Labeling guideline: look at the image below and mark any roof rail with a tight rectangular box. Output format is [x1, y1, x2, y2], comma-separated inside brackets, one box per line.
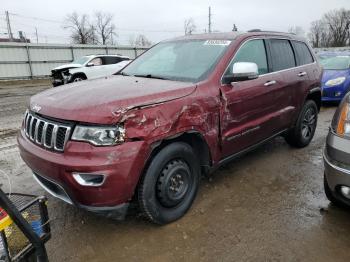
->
[84, 54, 126, 57]
[248, 29, 296, 35]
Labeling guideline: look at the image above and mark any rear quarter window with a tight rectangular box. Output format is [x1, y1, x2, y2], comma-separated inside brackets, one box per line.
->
[292, 41, 314, 66]
[269, 39, 296, 71]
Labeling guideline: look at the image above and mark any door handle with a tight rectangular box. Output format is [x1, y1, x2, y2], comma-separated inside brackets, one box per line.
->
[298, 72, 307, 77]
[264, 80, 277, 87]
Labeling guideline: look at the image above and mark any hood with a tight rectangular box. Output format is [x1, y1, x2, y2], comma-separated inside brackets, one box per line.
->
[30, 75, 196, 124]
[322, 69, 350, 84]
[52, 63, 83, 71]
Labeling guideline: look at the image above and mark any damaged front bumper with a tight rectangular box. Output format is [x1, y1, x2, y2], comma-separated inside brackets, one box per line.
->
[51, 70, 70, 87]
[33, 172, 129, 220]
[51, 76, 70, 87]
[18, 129, 149, 220]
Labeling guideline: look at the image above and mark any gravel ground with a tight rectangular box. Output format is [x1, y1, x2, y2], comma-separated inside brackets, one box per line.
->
[0, 83, 349, 262]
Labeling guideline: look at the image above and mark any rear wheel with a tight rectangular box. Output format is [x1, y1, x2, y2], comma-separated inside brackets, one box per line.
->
[138, 142, 200, 225]
[285, 100, 318, 148]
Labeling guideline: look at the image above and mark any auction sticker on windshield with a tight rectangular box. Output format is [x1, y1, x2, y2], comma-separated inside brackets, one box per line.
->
[204, 40, 231, 46]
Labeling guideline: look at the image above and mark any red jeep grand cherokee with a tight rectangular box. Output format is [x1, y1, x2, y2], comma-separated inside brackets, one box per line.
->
[18, 31, 322, 224]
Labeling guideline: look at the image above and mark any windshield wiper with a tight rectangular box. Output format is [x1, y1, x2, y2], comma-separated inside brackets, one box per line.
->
[118, 72, 130, 76]
[134, 74, 168, 80]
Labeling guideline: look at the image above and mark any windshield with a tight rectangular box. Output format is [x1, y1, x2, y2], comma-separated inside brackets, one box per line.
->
[72, 56, 91, 65]
[121, 40, 231, 82]
[320, 56, 350, 70]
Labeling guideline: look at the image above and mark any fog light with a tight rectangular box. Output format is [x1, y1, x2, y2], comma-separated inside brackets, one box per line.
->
[335, 91, 342, 97]
[340, 186, 350, 199]
[72, 173, 106, 187]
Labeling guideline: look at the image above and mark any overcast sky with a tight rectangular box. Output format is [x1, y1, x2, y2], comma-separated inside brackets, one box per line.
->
[1, 0, 350, 45]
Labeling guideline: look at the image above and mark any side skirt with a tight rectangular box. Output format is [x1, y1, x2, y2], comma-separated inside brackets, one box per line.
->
[209, 129, 288, 174]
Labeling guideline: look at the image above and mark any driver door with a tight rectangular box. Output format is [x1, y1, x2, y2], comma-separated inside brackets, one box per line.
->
[85, 57, 105, 79]
[220, 38, 283, 157]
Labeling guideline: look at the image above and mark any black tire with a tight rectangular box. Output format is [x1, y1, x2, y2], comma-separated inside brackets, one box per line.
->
[324, 174, 348, 208]
[138, 142, 200, 225]
[71, 74, 86, 82]
[285, 100, 318, 148]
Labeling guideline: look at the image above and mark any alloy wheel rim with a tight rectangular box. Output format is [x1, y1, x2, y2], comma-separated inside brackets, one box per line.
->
[301, 108, 316, 139]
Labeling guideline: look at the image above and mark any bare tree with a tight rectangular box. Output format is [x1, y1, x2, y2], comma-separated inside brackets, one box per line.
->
[184, 18, 196, 35]
[308, 20, 330, 48]
[134, 34, 152, 47]
[63, 12, 95, 44]
[128, 34, 136, 46]
[288, 26, 305, 37]
[324, 9, 350, 47]
[95, 12, 117, 45]
[308, 8, 350, 48]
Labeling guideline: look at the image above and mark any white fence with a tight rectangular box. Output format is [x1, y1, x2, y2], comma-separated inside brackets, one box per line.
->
[0, 43, 148, 80]
[314, 47, 350, 53]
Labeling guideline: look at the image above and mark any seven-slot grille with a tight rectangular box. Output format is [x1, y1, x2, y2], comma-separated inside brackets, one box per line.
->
[24, 110, 72, 152]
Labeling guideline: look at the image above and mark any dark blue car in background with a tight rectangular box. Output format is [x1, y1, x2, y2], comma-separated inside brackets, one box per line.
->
[319, 52, 350, 102]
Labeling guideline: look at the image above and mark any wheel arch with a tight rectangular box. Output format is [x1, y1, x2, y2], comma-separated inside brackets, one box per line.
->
[148, 131, 212, 175]
[69, 72, 87, 82]
[306, 87, 321, 112]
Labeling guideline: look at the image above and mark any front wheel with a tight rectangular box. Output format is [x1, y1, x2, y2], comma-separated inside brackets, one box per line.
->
[138, 142, 200, 225]
[70, 74, 86, 82]
[285, 100, 318, 148]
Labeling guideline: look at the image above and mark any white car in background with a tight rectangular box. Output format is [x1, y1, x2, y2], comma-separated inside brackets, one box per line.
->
[51, 54, 131, 86]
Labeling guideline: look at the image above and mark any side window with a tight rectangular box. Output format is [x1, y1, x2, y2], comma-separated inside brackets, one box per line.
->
[103, 57, 122, 65]
[269, 39, 296, 71]
[225, 39, 268, 76]
[292, 41, 314, 66]
[89, 57, 102, 66]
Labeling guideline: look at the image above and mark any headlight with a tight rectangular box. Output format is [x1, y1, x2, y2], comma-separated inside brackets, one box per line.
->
[334, 96, 350, 138]
[325, 77, 346, 87]
[72, 125, 125, 146]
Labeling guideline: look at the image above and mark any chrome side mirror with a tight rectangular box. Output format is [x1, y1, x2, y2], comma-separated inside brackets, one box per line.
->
[222, 62, 259, 84]
[231, 62, 259, 81]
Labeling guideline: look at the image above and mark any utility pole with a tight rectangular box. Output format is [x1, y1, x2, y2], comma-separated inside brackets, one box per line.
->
[35, 27, 39, 43]
[110, 29, 114, 45]
[208, 6, 212, 33]
[5, 11, 13, 41]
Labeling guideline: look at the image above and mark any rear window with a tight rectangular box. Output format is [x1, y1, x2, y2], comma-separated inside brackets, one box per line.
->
[269, 39, 296, 71]
[292, 41, 314, 66]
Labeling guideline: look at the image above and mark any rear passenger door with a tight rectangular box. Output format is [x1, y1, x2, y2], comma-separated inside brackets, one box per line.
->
[266, 39, 299, 130]
[104, 56, 128, 75]
[291, 41, 315, 113]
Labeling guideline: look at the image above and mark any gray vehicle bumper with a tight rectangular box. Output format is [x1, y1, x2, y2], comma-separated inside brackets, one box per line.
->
[324, 131, 350, 202]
